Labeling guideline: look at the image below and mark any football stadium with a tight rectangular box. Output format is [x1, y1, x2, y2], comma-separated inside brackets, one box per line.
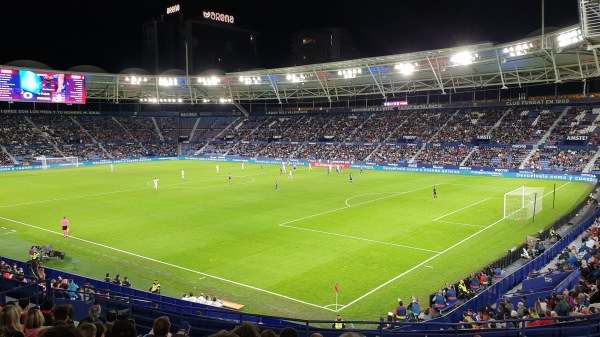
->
[3, 2, 600, 337]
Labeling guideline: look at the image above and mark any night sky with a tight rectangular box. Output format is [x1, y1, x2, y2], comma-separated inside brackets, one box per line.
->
[1, 0, 580, 73]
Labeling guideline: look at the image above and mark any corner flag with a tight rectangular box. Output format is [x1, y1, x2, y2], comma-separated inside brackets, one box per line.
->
[334, 283, 339, 310]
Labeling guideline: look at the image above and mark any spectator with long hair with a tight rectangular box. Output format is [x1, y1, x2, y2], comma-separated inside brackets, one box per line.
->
[0, 304, 25, 337]
[23, 309, 44, 337]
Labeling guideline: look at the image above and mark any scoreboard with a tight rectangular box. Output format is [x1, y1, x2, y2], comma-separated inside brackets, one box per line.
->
[0, 68, 86, 104]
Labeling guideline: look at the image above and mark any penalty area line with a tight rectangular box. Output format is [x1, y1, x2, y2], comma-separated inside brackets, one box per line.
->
[432, 198, 491, 221]
[433, 220, 486, 228]
[0, 216, 331, 312]
[341, 181, 575, 312]
[280, 224, 441, 253]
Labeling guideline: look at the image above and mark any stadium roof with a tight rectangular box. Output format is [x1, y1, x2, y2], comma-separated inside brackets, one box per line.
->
[3, 24, 599, 108]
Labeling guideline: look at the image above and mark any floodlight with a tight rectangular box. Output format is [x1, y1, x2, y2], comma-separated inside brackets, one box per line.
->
[158, 77, 179, 86]
[125, 76, 148, 85]
[450, 52, 474, 66]
[557, 28, 583, 48]
[239, 76, 261, 85]
[338, 68, 361, 79]
[286, 73, 307, 83]
[394, 63, 416, 75]
[502, 41, 533, 59]
[197, 76, 221, 86]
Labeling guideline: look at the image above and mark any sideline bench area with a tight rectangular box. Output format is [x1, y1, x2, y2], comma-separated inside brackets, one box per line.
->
[439, 299, 460, 313]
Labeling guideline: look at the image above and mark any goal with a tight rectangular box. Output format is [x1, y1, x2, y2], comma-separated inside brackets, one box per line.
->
[36, 156, 79, 169]
[504, 186, 544, 221]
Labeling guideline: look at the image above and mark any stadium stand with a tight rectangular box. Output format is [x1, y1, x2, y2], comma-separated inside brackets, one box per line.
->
[3, 101, 600, 336]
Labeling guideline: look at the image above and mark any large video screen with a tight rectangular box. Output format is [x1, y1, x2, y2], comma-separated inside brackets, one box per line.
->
[0, 68, 86, 104]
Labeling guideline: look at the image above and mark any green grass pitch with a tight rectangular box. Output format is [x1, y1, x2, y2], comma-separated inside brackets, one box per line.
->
[0, 161, 592, 321]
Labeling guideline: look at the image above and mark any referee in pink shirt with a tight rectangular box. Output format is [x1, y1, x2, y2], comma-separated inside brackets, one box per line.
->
[61, 216, 69, 238]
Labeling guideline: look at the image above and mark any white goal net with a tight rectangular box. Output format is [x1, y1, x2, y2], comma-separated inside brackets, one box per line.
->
[36, 156, 79, 169]
[504, 186, 544, 221]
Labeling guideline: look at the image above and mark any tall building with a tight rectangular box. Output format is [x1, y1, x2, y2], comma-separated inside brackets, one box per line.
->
[290, 28, 360, 66]
[141, 6, 259, 74]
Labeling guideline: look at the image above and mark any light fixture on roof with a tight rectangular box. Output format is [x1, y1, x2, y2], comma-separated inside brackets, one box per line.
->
[286, 73, 307, 83]
[450, 52, 475, 66]
[197, 76, 221, 86]
[158, 77, 180, 87]
[239, 76, 261, 85]
[139, 97, 159, 103]
[125, 76, 148, 85]
[502, 42, 534, 58]
[337, 68, 361, 79]
[557, 28, 583, 48]
[394, 63, 417, 75]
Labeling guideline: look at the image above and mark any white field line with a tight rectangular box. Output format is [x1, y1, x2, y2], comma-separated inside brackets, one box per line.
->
[279, 224, 441, 253]
[432, 198, 491, 221]
[279, 186, 433, 228]
[1, 176, 573, 312]
[337, 181, 572, 312]
[0, 216, 331, 311]
[0, 227, 16, 236]
[434, 220, 486, 228]
[279, 185, 438, 253]
[0, 175, 261, 209]
[445, 183, 508, 189]
[344, 185, 434, 207]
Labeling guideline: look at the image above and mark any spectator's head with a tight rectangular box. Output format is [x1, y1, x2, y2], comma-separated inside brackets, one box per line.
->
[77, 322, 97, 337]
[151, 316, 171, 336]
[261, 329, 278, 337]
[106, 310, 117, 323]
[24, 307, 44, 330]
[93, 322, 106, 337]
[110, 319, 137, 337]
[339, 333, 366, 337]
[232, 322, 260, 337]
[63, 304, 75, 322]
[78, 316, 95, 326]
[279, 327, 299, 337]
[0, 304, 23, 333]
[18, 298, 30, 311]
[52, 304, 71, 323]
[40, 299, 54, 311]
[89, 304, 101, 318]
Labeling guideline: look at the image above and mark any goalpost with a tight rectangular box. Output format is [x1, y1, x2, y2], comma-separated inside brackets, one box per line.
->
[36, 156, 79, 169]
[504, 186, 544, 221]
